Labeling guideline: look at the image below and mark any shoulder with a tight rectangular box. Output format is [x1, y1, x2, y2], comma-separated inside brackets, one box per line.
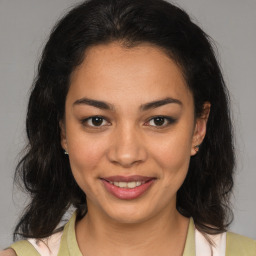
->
[195, 228, 226, 256]
[226, 232, 256, 255]
[28, 230, 63, 256]
[0, 249, 17, 256]
[5, 212, 75, 256]
[8, 231, 63, 256]
[195, 225, 256, 256]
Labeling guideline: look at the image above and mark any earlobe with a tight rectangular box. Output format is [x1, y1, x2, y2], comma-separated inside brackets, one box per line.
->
[59, 121, 68, 152]
[191, 102, 211, 156]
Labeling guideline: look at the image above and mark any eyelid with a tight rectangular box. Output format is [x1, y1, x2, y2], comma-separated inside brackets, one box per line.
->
[144, 115, 177, 128]
[81, 115, 111, 128]
[80, 115, 176, 129]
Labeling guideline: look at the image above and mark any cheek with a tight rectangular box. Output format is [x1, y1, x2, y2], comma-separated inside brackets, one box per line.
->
[151, 127, 193, 178]
[154, 141, 191, 198]
[66, 127, 107, 188]
[70, 141, 106, 173]
[67, 136, 108, 200]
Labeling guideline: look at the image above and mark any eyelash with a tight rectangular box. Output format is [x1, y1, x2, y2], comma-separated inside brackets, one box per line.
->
[81, 116, 110, 128]
[81, 115, 176, 129]
[145, 116, 177, 128]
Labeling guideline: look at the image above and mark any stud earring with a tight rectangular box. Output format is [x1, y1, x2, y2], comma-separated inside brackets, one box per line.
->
[64, 150, 69, 155]
[194, 145, 200, 153]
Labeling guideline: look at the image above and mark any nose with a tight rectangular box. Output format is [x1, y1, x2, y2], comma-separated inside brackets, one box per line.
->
[106, 124, 147, 168]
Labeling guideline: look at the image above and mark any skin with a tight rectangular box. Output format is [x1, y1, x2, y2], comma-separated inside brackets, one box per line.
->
[59, 42, 209, 256]
[0, 250, 16, 256]
[1, 43, 209, 256]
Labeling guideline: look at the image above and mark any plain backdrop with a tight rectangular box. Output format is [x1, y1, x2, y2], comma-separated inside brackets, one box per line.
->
[0, 0, 255, 249]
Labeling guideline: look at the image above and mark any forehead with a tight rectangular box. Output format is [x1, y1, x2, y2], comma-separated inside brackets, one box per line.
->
[68, 42, 192, 108]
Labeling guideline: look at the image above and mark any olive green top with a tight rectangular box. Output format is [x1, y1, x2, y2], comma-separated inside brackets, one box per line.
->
[10, 212, 256, 255]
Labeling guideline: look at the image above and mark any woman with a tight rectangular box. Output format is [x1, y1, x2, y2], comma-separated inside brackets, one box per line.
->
[1, 0, 255, 255]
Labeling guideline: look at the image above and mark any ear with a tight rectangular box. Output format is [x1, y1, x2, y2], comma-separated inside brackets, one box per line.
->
[59, 120, 68, 153]
[191, 102, 211, 156]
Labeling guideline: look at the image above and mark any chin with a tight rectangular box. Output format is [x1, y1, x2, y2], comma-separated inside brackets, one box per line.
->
[100, 201, 157, 225]
[108, 212, 149, 225]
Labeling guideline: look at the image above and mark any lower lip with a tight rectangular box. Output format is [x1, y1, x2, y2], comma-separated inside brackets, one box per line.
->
[101, 179, 155, 200]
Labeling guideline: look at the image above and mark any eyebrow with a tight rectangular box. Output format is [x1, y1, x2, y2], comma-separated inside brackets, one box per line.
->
[73, 97, 114, 110]
[73, 97, 182, 111]
[140, 97, 182, 111]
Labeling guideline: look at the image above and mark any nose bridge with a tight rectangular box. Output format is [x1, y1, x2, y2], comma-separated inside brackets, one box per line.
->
[107, 121, 147, 167]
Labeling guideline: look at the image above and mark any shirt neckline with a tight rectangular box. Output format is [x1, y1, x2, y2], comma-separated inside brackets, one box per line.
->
[59, 212, 196, 256]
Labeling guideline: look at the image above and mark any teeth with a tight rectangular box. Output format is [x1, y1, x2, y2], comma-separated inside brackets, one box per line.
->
[110, 181, 146, 188]
[127, 181, 136, 188]
[119, 182, 126, 188]
[136, 181, 141, 186]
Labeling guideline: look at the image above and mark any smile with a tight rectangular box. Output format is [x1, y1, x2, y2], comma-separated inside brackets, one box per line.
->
[101, 175, 156, 200]
[108, 181, 146, 188]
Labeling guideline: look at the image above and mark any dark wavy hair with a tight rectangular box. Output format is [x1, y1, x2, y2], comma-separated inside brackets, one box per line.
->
[14, 0, 234, 240]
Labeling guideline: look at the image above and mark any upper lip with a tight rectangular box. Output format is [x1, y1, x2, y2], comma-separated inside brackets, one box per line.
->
[101, 175, 155, 183]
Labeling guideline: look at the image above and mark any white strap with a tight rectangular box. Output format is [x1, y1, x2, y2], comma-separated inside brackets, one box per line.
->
[27, 232, 62, 256]
[195, 229, 226, 256]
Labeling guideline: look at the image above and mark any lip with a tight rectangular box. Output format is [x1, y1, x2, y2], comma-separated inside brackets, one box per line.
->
[100, 175, 156, 200]
[102, 175, 154, 183]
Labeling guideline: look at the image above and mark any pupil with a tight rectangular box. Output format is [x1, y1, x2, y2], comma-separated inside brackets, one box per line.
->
[154, 117, 164, 126]
[92, 117, 103, 126]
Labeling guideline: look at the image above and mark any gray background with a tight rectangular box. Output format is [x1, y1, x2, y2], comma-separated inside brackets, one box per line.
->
[0, 0, 255, 249]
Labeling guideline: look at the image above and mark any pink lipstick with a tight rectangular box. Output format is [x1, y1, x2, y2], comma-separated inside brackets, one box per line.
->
[101, 175, 156, 200]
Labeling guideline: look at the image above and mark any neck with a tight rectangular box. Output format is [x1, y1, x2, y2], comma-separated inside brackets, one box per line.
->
[76, 204, 189, 256]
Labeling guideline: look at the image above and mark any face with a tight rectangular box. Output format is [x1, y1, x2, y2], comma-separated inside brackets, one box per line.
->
[61, 42, 208, 224]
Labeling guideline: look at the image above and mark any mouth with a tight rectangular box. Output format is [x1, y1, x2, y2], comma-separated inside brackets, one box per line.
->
[106, 180, 146, 189]
[100, 175, 156, 200]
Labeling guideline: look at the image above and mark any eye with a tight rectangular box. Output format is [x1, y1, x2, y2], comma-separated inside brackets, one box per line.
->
[82, 116, 110, 127]
[145, 116, 176, 127]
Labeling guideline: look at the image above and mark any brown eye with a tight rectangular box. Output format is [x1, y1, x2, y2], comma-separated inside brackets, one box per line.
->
[91, 117, 104, 126]
[82, 116, 109, 127]
[152, 117, 165, 126]
[146, 116, 176, 128]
